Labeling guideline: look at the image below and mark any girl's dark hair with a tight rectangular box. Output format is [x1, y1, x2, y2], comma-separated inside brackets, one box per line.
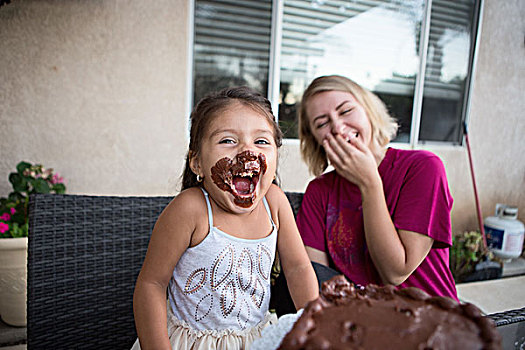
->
[181, 86, 283, 190]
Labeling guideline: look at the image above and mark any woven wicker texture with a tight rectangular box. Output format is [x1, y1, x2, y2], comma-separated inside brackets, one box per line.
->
[26, 191, 304, 349]
[27, 194, 172, 350]
[284, 192, 303, 218]
[487, 307, 525, 327]
[28, 191, 515, 348]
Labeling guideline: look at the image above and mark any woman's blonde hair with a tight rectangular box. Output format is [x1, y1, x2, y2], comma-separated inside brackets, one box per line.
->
[298, 75, 398, 176]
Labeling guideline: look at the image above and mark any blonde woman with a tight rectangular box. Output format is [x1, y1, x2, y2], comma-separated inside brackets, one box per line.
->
[296, 75, 458, 300]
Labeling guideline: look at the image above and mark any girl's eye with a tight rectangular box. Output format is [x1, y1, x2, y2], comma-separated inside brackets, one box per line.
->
[341, 108, 353, 115]
[219, 138, 235, 144]
[255, 139, 270, 145]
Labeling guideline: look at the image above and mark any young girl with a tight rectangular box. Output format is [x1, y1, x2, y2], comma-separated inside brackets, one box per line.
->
[132, 86, 319, 349]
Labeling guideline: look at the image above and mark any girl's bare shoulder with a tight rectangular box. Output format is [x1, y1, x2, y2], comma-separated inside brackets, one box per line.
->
[160, 187, 207, 225]
[263, 184, 292, 225]
[264, 183, 287, 206]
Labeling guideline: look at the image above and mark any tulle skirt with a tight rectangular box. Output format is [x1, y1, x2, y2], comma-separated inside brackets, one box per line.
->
[131, 305, 277, 350]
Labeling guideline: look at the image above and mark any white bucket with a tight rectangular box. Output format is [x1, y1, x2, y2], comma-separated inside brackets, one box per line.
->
[484, 204, 525, 261]
[0, 237, 27, 326]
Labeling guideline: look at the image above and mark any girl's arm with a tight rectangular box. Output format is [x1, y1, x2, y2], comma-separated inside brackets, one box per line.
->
[323, 133, 433, 285]
[268, 185, 319, 309]
[133, 189, 201, 349]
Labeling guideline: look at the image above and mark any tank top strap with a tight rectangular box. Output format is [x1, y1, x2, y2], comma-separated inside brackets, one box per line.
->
[199, 187, 214, 228]
[262, 196, 276, 230]
[200, 187, 275, 231]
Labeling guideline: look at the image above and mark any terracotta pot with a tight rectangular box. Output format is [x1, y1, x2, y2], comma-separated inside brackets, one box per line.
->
[0, 237, 27, 326]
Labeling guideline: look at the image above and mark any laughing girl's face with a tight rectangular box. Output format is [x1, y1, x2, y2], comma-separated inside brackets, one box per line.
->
[191, 101, 278, 214]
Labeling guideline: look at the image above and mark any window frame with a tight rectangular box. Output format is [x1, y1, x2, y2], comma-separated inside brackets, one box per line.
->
[188, 0, 485, 148]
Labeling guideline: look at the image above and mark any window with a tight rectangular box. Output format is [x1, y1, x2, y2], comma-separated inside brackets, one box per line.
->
[192, 1, 272, 103]
[191, 0, 482, 145]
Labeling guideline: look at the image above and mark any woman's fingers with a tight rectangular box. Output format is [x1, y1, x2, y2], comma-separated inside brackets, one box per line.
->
[324, 132, 380, 189]
[328, 134, 348, 158]
[324, 134, 350, 167]
[347, 134, 368, 153]
[323, 137, 343, 166]
[326, 133, 360, 162]
[324, 133, 362, 177]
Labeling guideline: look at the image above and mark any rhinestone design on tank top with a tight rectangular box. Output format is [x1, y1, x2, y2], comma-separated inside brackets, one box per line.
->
[167, 188, 277, 331]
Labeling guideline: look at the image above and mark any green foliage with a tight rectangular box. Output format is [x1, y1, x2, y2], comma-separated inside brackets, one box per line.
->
[0, 161, 66, 238]
[449, 230, 496, 282]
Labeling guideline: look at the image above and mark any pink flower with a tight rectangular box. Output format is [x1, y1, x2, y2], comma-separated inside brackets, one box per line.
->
[43, 168, 53, 179]
[51, 173, 64, 185]
[0, 222, 9, 233]
[10, 208, 15, 215]
[0, 213, 11, 221]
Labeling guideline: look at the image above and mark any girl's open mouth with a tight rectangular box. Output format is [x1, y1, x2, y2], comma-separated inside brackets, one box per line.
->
[211, 150, 267, 207]
[232, 171, 260, 197]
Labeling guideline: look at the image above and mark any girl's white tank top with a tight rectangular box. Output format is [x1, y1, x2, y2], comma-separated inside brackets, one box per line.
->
[167, 187, 278, 331]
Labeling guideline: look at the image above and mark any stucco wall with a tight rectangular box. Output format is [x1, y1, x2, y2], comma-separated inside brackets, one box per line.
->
[0, 0, 524, 234]
[0, 0, 189, 196]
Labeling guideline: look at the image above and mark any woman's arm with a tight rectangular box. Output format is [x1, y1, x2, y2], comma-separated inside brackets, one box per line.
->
[323, 133, 433, 285]
[269, 186, 319, 309]
[133, 190, 201, 349]
[360, 179, 433, 285]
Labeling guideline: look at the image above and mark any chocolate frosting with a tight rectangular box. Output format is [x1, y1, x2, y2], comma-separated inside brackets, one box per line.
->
[210, 150, 267, 208]
[278, 275, 501, 350]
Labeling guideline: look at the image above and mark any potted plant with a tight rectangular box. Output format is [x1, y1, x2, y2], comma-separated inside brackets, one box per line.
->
[450, 230, 502, 284]
[0, 161, 66, 326]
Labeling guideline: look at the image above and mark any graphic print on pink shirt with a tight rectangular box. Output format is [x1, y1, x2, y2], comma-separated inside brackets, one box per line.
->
[326, 202, 380, 286]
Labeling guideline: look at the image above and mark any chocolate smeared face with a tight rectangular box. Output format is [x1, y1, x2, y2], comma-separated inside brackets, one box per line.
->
[193, 102, 278, 213]
[211, 150, 267, 208]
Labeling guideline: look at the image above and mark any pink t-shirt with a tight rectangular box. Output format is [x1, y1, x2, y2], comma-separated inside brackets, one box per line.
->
[297, 147, 458, 300]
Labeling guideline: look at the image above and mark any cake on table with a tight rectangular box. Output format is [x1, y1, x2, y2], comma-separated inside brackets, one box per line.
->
[277, 275, 501, 350]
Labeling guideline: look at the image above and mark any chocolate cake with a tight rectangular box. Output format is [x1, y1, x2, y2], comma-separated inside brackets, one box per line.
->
[278, 275, 501, 350]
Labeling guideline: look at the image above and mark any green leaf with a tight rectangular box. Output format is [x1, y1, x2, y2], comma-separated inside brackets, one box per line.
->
[33, 178, 51, 194]
[16, 161, 31, 174]
[8, 192, 24, 202]
[9, 173, 28, 192]
[10, 222, 28, 238]
[52, 183, 66, 194]
[11, 212, 26, 225]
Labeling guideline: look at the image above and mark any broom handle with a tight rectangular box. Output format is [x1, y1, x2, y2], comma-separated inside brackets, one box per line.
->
[463, 122, 487, 249]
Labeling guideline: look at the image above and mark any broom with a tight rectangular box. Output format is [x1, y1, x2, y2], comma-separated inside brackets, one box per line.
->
[463, 121, 487, 249]
[462, 121, 501, 281]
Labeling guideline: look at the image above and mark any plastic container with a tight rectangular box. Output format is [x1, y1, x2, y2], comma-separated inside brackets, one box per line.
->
[484, 204, 525, 261]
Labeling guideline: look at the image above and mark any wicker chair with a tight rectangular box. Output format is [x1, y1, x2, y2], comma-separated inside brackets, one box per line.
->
[27, 194, 171, 349]
[27, 193, 522, 349]
[27, 192, 304, 350]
